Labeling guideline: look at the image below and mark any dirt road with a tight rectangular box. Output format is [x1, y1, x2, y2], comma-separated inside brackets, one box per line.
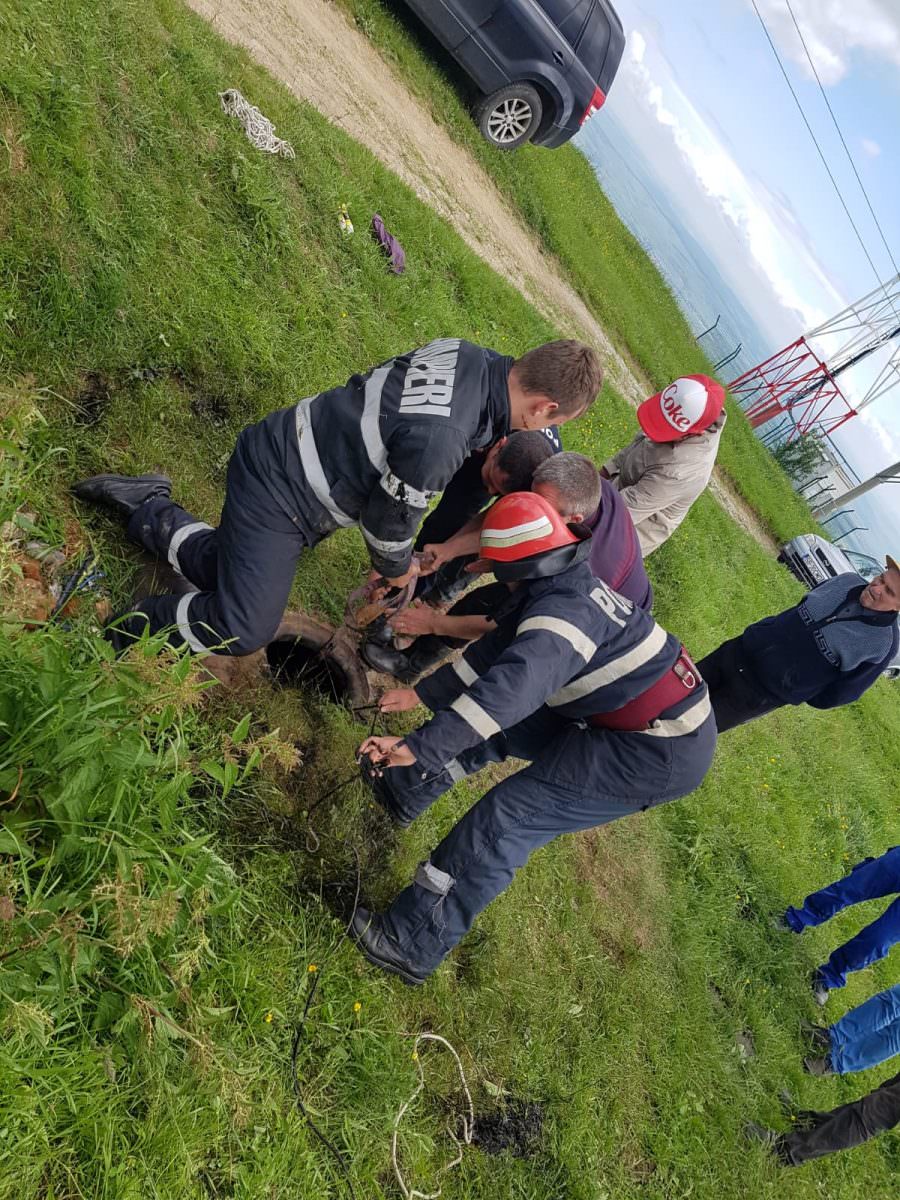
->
[189, 0, 777, 552]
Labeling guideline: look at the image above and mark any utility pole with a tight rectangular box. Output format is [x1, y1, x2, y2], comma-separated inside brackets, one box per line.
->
[816, 460, 900, 515]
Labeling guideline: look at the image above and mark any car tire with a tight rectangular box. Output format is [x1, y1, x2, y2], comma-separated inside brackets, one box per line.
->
[776, 553, 786, 565]
[476, 84, 542, 150]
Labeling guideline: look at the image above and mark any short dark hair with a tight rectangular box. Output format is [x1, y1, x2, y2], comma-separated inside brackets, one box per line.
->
[533, 452, 601, 517]
[512, 340, 604, 418]
[496, 431, 557, 493]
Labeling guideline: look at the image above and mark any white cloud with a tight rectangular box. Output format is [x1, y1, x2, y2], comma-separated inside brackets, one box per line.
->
[750, 0, 900, 86]
[629, 28, 647, 65]
[619, 39, 846, 331]
[861, 137, 882, 159]
[859, 408, 900, 461]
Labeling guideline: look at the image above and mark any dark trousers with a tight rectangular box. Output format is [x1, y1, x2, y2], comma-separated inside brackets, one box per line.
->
[696, 637, 782, 732]
[774, 1070, 900, 1165]
[379, 707, 716, 975]
[119, 434, 313, 655]
[785, 847, 900, 989]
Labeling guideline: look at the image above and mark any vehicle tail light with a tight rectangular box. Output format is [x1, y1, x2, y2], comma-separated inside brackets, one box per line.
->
[580, 86, 606, 125]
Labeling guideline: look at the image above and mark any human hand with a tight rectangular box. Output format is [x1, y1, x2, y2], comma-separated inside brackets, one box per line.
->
[357, 735, 416, 769]
[417, 543, 451, 576]
[390, 602, 437, 636]
[378, 688, 420, 713]
[384, 563, 419, 589]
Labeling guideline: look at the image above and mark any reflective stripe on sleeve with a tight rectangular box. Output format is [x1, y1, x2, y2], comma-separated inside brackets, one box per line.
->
[360, 525, 414, 556]
[547, 623, 669, 706]
[452, 658, 479, 686]
[380, 469, 433, 510]
[516, 616, 596, 662]
[445, 758, 466, 782]
[360, 365, 390, 473]
[450, 694, 500, 739]
[295, 398, 356, 528]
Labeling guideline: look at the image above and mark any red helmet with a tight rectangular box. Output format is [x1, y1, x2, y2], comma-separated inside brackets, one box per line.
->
[637, 375, 725, 442]
[479, 492, 586, 581]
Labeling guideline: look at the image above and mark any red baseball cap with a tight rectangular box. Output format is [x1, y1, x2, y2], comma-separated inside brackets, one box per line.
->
[637, 375, 725, 442]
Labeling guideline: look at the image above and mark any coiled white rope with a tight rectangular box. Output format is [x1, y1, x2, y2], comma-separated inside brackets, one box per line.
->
[392, 1032, 475, 1200]
[218, 88, 295, 159]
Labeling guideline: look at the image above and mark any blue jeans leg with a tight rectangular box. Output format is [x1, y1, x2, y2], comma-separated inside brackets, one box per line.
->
[786, 847, 900, 930]
[817, 895, 900, 990]
[829, 984, 900, 1074]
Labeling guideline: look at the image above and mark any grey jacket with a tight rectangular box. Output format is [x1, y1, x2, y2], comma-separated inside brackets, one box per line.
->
[602, 414, 726, 555]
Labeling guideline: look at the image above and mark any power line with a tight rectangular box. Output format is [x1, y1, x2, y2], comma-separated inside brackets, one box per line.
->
[784, 0, 900, 282]
[748, 0, 887, 291]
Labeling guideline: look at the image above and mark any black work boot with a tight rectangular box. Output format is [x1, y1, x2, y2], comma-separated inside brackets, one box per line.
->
[360, 639, 419, 683]
[348, 907, 428, 986]
[361, 634, 452, 683]
[72, 473, 172, 519]
[357, 753, 412, 828]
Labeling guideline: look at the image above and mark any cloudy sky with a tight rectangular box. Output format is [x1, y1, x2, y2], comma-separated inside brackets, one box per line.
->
[591, 0, 900, 547]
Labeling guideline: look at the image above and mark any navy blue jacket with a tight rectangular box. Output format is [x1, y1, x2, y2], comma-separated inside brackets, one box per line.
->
[406, 556, 710, 775]
[243, 340, 512, 576]
[741, 575, 899, 709]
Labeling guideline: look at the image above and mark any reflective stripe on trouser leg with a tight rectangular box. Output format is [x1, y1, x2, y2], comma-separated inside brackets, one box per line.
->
[168, 521, 214, 574]
[175, 592, 215, 653]
[382, 717, 715, 973]
[414, 860, 454, 895]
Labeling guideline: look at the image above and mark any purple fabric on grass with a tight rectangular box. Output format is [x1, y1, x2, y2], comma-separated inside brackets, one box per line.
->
[371, 213, 406, 274]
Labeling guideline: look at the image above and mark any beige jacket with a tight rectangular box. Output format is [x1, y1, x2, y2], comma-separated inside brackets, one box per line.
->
[602, 414, 726, 556]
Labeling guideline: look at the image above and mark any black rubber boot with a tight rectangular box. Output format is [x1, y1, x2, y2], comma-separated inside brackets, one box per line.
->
[348, 907, 429, 986]
[72, 473, 172, 518]
[359, 639, 419, 683]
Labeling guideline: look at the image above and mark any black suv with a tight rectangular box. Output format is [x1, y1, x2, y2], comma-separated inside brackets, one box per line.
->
[401, 0, 625, 149]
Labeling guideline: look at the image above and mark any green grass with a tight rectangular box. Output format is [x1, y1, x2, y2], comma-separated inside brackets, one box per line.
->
[1, 2, 898, 1198]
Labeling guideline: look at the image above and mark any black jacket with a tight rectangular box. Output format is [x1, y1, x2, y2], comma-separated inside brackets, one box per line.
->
[243, 340, 512, 576]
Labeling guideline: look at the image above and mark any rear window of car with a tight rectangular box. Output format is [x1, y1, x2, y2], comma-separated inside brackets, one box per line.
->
[534, 0, 594, 47]
[575, 3, 613, 77]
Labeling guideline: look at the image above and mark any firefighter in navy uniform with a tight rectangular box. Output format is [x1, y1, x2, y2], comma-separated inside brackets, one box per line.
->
[72, 339, 602, 654]
[350, 492, 717, 985]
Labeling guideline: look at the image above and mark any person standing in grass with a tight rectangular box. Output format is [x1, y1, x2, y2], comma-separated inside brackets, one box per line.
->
[72, 339, 602, 655]
[698, 558, 900, 734]
[347, 492, 714, 986]
[778, 845, 900, 1006]
[746, 1069, 900, 1166]
[802, 983, 900, 1076]
[601, 375, 726, 556]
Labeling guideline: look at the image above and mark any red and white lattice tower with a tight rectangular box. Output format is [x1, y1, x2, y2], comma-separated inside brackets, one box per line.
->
[728, 273, 900, 442]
